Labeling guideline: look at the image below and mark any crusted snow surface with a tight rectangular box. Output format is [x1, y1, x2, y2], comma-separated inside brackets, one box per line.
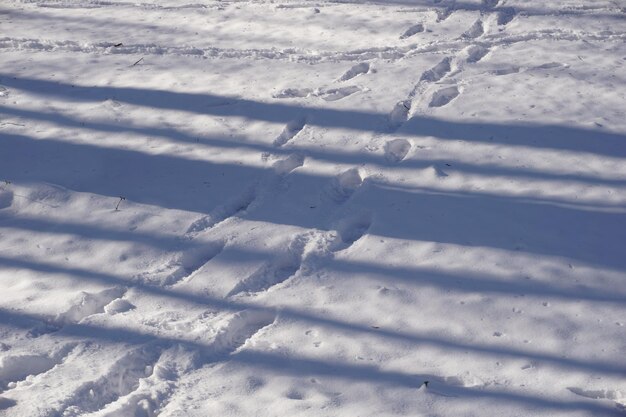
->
[0, 0, 625, 416]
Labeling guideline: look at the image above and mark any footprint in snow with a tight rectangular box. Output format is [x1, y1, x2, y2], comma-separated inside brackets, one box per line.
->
[436, 8, 454, 22]
[272, 153, 305, 175]
[104, 298, 135, 315]
[186, 187, 256, 234]
[491, 66, 520, 76]
[389, 100, 411, 130]
[497, 7, 516, 25]
[330, 211, 373, 252]
[420, 57, 453, 83]
[567, 387, 625, 405]
[57, 346, 162, 416]
[274, 117, 306, 147]
[338, 62, 370, 81]
[0, 344, 76, 391]
[273, 88, 313, 99]
[320, 86, 362, 102]
[161, 240, 226, 286]
[462, 20, 484, 39]
[384, 138, 412, 163]
[465, 45, 490, 63]
[429, 86, 460, 107]
[400, 23, 424, 39]
[326, 168, 365, 203]
[533, 62, 568, 70]
[211, 309, 277, 355]
[273, 86, 362, 102]
[55, 287, 127, 324]
[226, 234, 309, 297]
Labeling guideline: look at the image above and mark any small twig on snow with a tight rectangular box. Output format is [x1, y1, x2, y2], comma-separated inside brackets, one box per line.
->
[115, 196, 126, 211]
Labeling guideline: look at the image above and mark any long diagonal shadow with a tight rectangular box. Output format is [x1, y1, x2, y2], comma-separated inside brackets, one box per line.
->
[2, 105, 626, 188]
[0, 307, 621, 415]
[1, 75, 625, 157]
[2, 133, 625, 269]
[1, 255, 625, 378]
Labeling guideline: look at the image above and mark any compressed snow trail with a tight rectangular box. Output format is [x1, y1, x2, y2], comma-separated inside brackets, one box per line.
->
[1, 0, 625, 416]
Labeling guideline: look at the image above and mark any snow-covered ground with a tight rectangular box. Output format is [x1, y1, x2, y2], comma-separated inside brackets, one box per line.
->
[0, 0, 625, 415]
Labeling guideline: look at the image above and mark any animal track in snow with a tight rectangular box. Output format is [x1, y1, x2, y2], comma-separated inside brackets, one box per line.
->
[162, 240, 226, 286]
[465, 45, 490, 63]
[400, 23, 424, 39]
[226, 234, 308, 297]
[55, 287, 126, 324]
[462, 20, 485, 39]
[429, 86, 461, 107]
[186, 187, 256, 234]
[272, 153, 305, 175]
[326, 168, 365, 203]
[274, 117, 306, 147]
[338, 62, 370, 81]
[420, 57, 453, 82]
[384, 139, 412, 163]
[58, 346, 162, 416]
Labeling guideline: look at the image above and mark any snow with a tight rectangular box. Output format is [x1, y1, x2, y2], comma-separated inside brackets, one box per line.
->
[0, 0, 625, 415]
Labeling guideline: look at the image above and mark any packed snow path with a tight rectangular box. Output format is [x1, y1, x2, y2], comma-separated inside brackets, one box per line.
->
[0, 0, 625, 416]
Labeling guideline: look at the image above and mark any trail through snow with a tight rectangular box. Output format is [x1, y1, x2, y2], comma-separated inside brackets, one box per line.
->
[0, 0, 625, 416]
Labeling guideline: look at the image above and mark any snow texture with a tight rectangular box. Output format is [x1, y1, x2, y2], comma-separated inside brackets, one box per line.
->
[0, 0, 625, 416]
